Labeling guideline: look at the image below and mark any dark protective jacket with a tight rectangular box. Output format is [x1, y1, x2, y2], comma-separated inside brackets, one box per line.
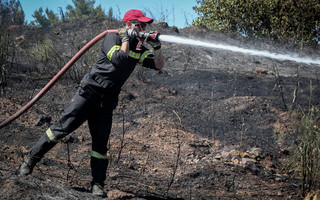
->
[79, 32, 158, 110]
[80, 33, 155, 109]
[81, 32, 157, 96]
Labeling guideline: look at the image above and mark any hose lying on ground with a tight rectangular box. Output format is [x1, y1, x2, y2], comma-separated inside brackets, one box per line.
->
[0, 29, 119, 129]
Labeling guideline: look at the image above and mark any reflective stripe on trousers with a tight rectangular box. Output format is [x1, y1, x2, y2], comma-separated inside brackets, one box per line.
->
[91, 151, 108, 159]
[46, 128, 59, 143]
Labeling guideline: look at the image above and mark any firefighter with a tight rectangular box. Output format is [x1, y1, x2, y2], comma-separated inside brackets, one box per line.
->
[19, 9, 164, 197]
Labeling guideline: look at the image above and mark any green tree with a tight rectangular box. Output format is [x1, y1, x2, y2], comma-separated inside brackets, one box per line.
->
[65, 0, 106, 20]
[31, 7, 60, 27]
[58, 7, 66, 22]
[106, 7, 113, 21]
[45, 8, 60, 26]
[193, 0, 320, 45]
[0, 0, 24, 26]
[31, 7, 50, 27]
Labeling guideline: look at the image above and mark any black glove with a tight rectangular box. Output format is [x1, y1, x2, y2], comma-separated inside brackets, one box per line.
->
[146, 31, 161, 50]
[118, 28, 129, 43]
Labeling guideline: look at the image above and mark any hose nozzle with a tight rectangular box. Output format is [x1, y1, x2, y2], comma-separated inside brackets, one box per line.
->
[127, 29, 160, 41]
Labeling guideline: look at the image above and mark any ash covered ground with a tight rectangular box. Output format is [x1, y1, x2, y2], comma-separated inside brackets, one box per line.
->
[0, 18, 320, 199]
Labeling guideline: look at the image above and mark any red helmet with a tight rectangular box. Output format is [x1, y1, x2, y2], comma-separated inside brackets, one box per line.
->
[123, 9, 153, 23]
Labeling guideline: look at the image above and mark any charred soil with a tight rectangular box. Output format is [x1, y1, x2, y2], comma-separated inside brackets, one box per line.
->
[1, 18, 320, 199]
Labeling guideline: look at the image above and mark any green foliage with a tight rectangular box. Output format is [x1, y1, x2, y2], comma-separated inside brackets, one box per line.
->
[65, 0, 106, 20]
[26, 37, 62, 73]
[0, 0, 25, 26]
[45, 8, 60, 26]
[31, 7, 60, 27]
[193, 0, 320, 45]
[285, 83, 320, 196]
[31, 7, 50, 27]
[31, 0, 108, 27]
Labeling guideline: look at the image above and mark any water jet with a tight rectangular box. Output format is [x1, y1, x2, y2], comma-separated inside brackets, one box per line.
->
[159, 35, 320, 65]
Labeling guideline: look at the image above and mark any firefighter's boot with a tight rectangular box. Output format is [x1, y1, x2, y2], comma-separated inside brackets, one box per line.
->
[92, 183, 105, 197]
[19, 156, 37, 175]
[19, 131, 57, 176]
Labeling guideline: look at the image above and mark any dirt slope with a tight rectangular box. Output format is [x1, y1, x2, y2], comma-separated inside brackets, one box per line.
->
[0, 18, 319, 199]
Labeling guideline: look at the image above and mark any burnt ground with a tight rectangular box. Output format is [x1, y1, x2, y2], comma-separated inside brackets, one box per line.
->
[1, 18, 320, 199]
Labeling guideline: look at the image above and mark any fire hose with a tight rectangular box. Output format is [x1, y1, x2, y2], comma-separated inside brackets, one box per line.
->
[0, 29, 161, 129]
[0, 29, 121, 129]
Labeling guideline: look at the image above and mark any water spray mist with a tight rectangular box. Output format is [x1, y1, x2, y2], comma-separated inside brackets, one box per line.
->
[159, 35, 320, 65]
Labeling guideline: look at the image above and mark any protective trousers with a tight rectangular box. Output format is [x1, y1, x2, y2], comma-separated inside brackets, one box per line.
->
[28, 85, 114, 185]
